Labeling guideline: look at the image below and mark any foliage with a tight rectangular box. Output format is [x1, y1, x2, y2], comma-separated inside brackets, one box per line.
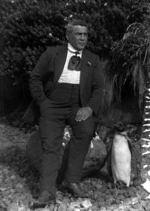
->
[104, 3, 150, 108]
[0, 0, 66, 76]
[0, 0, 150, 105]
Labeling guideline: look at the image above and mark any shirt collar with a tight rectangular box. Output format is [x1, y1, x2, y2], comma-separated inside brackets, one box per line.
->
[68, 43, 82, 54]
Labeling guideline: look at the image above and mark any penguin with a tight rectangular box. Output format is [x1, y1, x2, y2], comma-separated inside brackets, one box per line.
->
[111, 130, 132, 187]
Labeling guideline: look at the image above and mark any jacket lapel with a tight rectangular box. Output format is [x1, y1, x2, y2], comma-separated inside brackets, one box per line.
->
[80, 49, 91, 90]
[53, 45, 67, 88]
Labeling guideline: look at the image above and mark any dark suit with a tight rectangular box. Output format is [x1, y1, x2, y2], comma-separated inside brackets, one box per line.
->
[29, 45, 105, 196]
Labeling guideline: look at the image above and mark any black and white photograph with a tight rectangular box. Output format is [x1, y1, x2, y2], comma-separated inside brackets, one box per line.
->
[0, 0, 150, 210]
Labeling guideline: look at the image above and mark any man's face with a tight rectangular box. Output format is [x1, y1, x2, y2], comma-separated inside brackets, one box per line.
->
[67, 25, 88, 51]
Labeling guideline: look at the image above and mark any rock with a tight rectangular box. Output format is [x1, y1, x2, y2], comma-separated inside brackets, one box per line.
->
[141, 178, 150, 194]
[25, 128, 107, 179]
[80, 199, 92, 209]
[67, 200, 93, 211]
[0, 207, 7, 211]
[131, 197, 139, 205]
[99, 207, 107, 211]
[82, 136, 107, 177]
[7, 202, 20, 211]
[68, 201, 81, 211]
[57, 203, 67, 211]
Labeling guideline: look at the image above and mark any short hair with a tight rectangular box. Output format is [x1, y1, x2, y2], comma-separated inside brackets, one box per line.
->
[66, 19, 88, 34]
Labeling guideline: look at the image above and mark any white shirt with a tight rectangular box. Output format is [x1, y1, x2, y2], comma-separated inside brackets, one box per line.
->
[58, 43, 82, 84]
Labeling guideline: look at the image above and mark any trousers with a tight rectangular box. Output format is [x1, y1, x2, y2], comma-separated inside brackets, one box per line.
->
[39, 83, 94, 196]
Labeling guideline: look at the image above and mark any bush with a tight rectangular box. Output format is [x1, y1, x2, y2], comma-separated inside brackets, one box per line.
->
[0, 0, 66, 76]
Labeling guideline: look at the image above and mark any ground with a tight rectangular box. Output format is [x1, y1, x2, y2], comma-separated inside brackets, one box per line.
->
[0, 122, 150, 211]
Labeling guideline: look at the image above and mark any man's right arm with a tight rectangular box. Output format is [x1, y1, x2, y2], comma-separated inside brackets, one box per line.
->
[29, 49, 51, 105]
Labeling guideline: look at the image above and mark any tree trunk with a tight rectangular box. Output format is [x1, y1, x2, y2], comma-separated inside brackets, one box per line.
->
[141, 81, 150, 198]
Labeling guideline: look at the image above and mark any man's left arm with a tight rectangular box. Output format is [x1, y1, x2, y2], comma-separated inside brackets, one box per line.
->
[87, 55, 106, 114]
[75, 55, 106, 122]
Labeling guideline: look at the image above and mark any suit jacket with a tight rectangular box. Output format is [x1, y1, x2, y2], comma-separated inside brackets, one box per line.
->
[24, 45, 105, 123]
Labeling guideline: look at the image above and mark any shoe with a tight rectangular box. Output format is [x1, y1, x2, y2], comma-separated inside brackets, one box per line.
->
[61, 181, 88, 198]
[30, 191, 55, 209]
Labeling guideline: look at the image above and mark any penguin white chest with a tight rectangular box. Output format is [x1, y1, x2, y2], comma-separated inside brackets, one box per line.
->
[111, 133, 131, 187]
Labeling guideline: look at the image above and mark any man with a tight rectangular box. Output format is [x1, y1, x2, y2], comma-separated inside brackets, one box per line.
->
[29, 19, 105, 206]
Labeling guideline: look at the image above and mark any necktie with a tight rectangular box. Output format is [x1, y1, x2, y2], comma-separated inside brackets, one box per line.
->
[68, 51, 81, 71]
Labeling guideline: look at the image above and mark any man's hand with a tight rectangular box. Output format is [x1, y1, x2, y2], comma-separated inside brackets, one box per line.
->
[75, 107, 93, 122]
